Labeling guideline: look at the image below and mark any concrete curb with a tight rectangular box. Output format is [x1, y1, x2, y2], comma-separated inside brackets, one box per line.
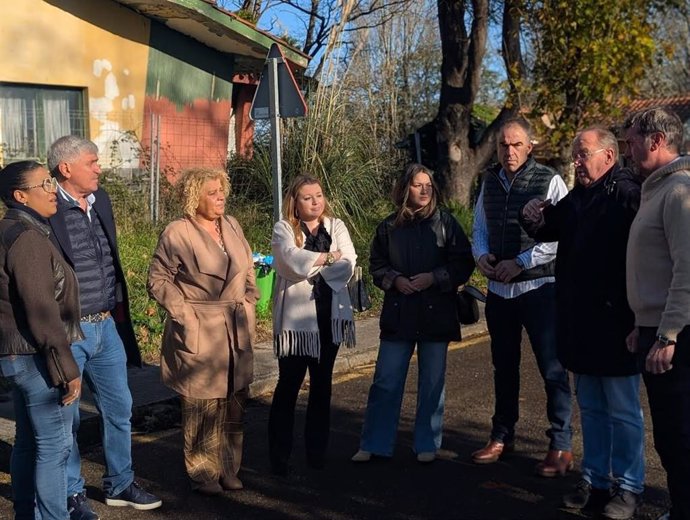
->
[0, 306, 487, 447]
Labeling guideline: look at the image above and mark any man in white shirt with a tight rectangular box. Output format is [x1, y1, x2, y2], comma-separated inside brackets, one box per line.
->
[471, 118, 573, 478]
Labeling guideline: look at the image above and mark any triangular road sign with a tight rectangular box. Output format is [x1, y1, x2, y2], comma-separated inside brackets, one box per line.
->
[250, 44, 308, 120]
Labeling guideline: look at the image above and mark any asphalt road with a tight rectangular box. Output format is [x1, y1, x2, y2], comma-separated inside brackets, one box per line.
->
[0, 335, 670, 520]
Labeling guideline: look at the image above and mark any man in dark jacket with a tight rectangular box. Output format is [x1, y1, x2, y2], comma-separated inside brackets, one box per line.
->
[521, 127, 644, 520]
[471, 118, 573, 477]
[47, 136, 162, 520]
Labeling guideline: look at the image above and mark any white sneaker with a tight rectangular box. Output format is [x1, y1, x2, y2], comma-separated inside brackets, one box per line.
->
[416, 452, 436, 463]
[351, 450, 372, 462]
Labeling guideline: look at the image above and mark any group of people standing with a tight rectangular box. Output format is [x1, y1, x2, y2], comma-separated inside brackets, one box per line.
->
[0, 138, 162, 520]
[147, 159, 476, 492]
[0, 135, 472, 519]
[0, 104, 687, 520]
[472, 108, 689, 520]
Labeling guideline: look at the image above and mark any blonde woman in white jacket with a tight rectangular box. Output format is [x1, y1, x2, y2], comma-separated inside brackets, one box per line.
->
[268, 174, 356, 476]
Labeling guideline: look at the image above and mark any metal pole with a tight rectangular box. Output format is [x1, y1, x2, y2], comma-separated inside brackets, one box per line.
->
[154, 115, 161, 224]
[268, 56, 283, 223]
[149, 112, 155, 222]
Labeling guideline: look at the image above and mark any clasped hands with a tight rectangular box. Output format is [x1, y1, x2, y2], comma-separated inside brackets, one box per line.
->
[474, 197, 553, 284]
[394, 272, 434, 295]
[477, 254, 523, 283]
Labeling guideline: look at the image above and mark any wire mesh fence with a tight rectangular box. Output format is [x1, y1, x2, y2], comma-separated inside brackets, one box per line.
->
[0, 108, 239, 223]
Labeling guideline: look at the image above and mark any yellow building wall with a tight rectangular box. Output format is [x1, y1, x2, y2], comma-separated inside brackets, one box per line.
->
[0, 0, 150, 166]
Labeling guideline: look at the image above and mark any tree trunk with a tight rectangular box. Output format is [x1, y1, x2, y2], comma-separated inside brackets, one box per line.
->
[435, 0, 524, 206]
[446, 143, 480, 204]
[435, 0, 485, 204]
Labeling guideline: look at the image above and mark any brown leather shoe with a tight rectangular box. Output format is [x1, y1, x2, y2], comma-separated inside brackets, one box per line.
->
[220, 474, 244, 490]
[472, 440, 515, 464]
[535, 450, 574, 477]
[194, 481, 224, 496]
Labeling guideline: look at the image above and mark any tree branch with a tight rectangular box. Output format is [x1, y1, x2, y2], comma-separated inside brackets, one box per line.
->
[465, 0, 490, 104]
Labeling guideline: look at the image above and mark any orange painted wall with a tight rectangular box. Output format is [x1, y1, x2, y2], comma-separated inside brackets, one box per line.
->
[142, 98, 231, 181]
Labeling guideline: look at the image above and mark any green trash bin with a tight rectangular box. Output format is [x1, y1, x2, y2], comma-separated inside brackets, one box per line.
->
[255, 266, 275, 318]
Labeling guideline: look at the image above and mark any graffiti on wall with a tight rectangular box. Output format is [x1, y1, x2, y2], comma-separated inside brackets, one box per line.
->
[89, 58, 142, 170]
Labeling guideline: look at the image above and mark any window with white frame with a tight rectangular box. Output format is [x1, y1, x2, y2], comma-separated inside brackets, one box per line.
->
[0, 83, 87, 163]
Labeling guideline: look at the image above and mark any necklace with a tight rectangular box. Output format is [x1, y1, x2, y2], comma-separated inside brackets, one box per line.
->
[214, 219, 227, 255]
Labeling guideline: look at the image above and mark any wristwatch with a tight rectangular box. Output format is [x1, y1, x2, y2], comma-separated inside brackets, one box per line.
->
[324, 252, 335, 266]
[656, 334, 676, 347]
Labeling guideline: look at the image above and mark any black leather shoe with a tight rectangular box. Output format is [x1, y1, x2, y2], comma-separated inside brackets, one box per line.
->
[602, 487, 641, 520]
[563, 479, 610, 511]
[67, 492, 100, 520]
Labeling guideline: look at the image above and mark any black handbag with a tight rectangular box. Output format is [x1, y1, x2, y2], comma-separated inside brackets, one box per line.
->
[348, 266, 371, 312]
[456, 285, 486, 325]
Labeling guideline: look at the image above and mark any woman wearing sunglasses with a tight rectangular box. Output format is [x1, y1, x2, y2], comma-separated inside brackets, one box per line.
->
[0, 161, 83, 520]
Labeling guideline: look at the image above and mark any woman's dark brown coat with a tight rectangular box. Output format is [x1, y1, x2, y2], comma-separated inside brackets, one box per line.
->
[0, 208, 82, 386]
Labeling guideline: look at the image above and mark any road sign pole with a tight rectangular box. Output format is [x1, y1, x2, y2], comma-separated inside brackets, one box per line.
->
[250, 44, 308, 222]
[268, 56, 283, 223]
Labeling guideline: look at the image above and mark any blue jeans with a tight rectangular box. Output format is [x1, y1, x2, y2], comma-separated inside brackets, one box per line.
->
[575, 374, 645, 493]
[67, 317, 134, 497]
[359, 340, 448, 456]
[485, 283, 573, 450]
[0, 354, 72, 520]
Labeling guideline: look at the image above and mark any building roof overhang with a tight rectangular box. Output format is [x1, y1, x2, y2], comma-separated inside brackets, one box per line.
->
[111, 0, 309, 76]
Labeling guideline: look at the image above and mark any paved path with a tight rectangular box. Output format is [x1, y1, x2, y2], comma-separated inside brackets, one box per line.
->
[0, 307, 488, 447]
[0, 328, 670, 520]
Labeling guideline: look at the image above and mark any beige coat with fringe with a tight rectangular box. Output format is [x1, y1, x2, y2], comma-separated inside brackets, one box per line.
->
[271, 217, 356, 358]
[148, 216, 259, 399]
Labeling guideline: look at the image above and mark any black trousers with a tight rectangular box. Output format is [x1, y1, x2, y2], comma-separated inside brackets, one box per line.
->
[268, 325, 339, 468]
[639, 326, 690, 520]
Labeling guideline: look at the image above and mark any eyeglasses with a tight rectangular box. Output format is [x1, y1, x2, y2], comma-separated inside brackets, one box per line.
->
[571, 149, 606, 164]
[20, 177, 58, 194]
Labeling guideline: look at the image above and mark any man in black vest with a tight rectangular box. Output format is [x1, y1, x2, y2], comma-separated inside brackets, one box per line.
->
[47, 136, 162, 520]
[471, 119, 574, 477]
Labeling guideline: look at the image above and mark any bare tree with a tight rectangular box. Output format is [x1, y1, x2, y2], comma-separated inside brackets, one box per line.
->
[343, 1, 441, 151]
[252, 0, 411, 74]
[640, 1, 690, 96]
[240, 0, 264, 19]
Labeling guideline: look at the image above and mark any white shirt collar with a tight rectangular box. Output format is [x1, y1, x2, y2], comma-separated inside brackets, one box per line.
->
[57, 184, 96, 207]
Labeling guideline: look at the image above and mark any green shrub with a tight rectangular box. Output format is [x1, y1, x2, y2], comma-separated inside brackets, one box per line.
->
[446, 200, 483, 289]
[0, 164, 479, 363]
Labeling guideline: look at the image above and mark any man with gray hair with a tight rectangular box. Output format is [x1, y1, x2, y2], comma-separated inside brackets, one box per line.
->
[624, 107, 690, 520]
[471, 118, 573, 476]
[47, 136, 162, 519]
[522, 127, 644, 519]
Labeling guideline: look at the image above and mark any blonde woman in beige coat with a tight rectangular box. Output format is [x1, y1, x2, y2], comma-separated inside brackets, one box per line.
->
[147, 168, 259, 496]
